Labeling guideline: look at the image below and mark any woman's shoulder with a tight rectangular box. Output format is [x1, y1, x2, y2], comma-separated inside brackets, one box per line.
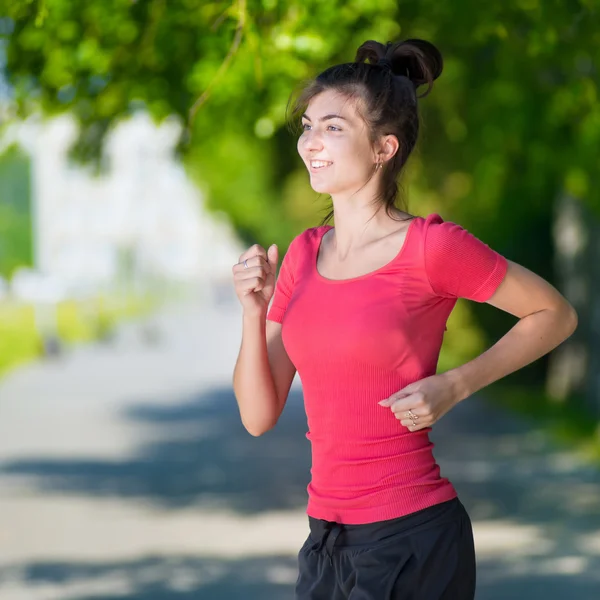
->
[416, 212, 444, 227]
[392, 212, 444, 229]
[288, 225, 332, 250]
[416, 213, 479, 243]
[303, 224, 333, 238]
[420, 213, 489, 246]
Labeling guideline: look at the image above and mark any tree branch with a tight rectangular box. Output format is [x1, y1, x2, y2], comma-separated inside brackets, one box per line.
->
[186, 0, 247, 132]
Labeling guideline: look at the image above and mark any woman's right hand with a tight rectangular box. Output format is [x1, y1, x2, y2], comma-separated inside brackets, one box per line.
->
[232, 243, 279, 317]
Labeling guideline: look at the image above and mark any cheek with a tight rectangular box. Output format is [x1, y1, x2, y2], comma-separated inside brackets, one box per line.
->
[337, 137, 370, 162]
[297, 135, 305, 159]
[338, 145, 372, 175]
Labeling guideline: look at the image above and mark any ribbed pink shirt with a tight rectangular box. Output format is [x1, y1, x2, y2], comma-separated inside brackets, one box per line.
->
[267, 213, 508, 524]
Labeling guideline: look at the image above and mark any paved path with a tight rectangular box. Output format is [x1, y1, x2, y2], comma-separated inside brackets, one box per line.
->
[0, 289, 598, 599]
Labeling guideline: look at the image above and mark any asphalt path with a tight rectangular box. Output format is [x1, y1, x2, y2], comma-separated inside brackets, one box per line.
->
[0, 290, 598, 599]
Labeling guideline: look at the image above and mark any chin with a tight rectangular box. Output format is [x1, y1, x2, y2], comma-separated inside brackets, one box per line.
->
[308, 177, 338, 195]
[310, 182, 333, 194]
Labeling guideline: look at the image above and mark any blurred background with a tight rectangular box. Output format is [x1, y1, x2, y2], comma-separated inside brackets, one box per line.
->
[0, 0, 599, 598]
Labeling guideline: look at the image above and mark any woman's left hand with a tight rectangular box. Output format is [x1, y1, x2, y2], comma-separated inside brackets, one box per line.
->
[378, 373, 462, 431]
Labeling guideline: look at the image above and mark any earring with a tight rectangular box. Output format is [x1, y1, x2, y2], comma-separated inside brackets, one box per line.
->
[376, 162, 383, 171]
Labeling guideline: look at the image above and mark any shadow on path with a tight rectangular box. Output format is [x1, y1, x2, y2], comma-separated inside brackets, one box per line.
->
[431, 399, 600, 533]
[432, 400, 600, 599]
[0, 552, 598, 600]
[0, 555, 298, 600]
[0, 386, 311, 514]
[1, 386, 599, 598]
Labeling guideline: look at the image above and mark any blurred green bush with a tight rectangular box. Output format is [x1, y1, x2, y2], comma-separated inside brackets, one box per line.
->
[0, 294, 156, 377]
[2, 1, 598, 413]
[0, 145, 33, 279]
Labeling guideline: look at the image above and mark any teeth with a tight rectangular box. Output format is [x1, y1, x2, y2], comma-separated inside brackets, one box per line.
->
[311, 161, 332, 168]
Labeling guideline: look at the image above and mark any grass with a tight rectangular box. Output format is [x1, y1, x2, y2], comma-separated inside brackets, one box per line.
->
[0, 303, 40, 375]
[0, 293, 157, 378]
[486, 381, 600, 465]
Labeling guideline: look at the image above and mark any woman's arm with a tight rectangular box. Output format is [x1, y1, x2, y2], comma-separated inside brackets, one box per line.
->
[379, 259, 578, 429]
[233, 316, 297, 436]
[444, 259, 578, 401]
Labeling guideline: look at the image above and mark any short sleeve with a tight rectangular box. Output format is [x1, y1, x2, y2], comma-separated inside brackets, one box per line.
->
[424, 216, 508, 302]
[266, 236, 298, 323]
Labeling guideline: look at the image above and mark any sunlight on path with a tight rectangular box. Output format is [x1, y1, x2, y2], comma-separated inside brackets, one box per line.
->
[0, 295, 598, 599]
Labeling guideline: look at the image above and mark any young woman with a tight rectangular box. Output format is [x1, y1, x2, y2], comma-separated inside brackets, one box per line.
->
[232, 38, 578, 599]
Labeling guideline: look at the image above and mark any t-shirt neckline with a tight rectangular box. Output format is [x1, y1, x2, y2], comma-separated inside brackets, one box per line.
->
[314, 217, 420, 284]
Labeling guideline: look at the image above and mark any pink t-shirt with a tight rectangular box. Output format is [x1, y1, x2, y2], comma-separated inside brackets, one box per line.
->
[266, 213, 508, 524]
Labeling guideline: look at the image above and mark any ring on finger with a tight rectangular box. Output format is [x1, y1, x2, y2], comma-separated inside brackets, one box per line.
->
[243, 258, 249, 269]
[406, 410, 418, 421]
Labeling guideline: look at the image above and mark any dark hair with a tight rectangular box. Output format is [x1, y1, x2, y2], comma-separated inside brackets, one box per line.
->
[287, 38, 443, 225]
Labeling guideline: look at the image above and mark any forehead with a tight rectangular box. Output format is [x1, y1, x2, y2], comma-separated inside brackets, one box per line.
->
[305, 90, 360, 120]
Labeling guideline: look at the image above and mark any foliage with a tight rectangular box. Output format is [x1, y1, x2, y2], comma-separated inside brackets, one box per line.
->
[0, 145, 33, 278]
[0, 301, 39, 374]
[487, 381, 600, 465]
[1, 0, 598, 375]
[1, 1, 597, 246]
[0, 0, 404, 248]
[0, 294, 156, 377]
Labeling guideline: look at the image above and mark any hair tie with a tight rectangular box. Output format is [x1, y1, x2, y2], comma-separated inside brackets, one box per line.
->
[378, 57, 393, 71]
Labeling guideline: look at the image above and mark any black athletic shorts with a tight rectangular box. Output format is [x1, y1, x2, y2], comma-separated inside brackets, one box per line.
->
[295, 497, 476, 600]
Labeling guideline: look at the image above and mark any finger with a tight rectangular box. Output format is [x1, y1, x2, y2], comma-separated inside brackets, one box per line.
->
[398, 408, 424, 421]
[236, 270, 267, 292]
[389, 395, 424, 414]
[263, 245, 279, 292]
[239, 244, 267, 263]
[381, 394, 420, 413]
[237, 267, 268, 283]
[378, 392, 411, 407]
[394, 409, 423, 425]
[267, 244, 279, 269]
[233, 255, 272, 274]
[400, 419, 431, 431]
[241, 276, 267, 294]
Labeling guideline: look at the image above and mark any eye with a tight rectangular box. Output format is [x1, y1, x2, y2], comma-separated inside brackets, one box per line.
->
[300, 123, 341, 132]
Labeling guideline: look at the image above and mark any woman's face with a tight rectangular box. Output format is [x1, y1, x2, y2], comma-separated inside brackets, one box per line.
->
[297, 90, 377, 196]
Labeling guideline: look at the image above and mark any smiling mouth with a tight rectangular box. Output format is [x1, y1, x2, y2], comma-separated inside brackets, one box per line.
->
[310, 160, 333, 170]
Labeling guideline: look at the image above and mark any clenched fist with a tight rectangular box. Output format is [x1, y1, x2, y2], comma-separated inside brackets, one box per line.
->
[232, 243, 279, 317]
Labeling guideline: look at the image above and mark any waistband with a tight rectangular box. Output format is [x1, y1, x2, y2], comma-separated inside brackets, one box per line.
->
[307, 498, 463, 566]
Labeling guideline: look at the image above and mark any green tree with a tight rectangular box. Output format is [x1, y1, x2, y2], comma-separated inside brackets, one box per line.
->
[0, 0, 405, 245]
[0, 145, 32, 277]
[1, 0, 599, 407]
[2, 1, 597, 250]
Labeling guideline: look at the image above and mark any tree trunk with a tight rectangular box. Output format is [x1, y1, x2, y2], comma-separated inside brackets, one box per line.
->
[546, 192, 599, 419]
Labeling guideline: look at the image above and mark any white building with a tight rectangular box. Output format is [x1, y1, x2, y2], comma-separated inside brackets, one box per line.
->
[3, 112, 243, 298]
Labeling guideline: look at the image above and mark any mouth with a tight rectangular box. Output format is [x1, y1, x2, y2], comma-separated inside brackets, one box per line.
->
[309, 160, 333, 173]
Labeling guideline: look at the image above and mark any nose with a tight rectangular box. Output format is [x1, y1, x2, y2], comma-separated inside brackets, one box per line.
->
[299, 128, 324, 154]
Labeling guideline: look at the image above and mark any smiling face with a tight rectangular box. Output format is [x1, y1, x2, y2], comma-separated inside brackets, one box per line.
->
[297, 89, 378, 196]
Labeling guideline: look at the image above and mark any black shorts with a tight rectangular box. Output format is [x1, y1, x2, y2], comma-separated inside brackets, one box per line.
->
[295, 497, 476, 600]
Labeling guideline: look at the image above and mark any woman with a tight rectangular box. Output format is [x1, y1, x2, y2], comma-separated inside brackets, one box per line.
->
[232, 38, 577, 599]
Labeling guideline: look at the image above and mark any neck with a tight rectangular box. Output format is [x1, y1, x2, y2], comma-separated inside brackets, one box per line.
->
[327, 187, 404, 258]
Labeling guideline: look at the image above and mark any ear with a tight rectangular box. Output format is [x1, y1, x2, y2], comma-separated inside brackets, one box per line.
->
[381, 134, 400, 162]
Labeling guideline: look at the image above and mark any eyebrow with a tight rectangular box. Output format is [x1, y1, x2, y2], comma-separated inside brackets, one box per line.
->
[301, 113, 349, 122]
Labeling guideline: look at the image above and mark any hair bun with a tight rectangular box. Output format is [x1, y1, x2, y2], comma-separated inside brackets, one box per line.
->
[377, 57, 394, 71]
[389, 39, 443, 97]
[355, 38, 443, 98]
